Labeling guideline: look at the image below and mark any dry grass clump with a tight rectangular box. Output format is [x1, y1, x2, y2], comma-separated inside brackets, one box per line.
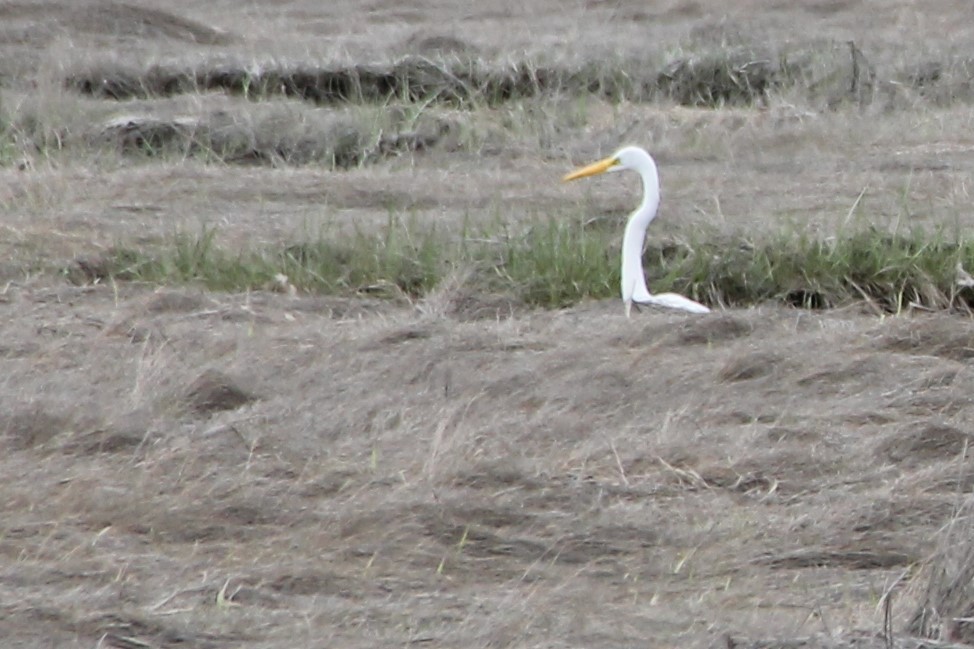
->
[876, 316, 974, 361]
[93, 104, 453, 167]
[71, 38, 974, 117]
[657, 48, 780, 107]
[907, 494, 974, 644]
[59, 41, 873, 109]
[59, 54, 685, 110]
[892, 56, 974, 107]
[2, 88, 457, 167]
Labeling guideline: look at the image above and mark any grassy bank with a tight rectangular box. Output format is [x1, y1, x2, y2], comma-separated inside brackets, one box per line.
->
[75, 216, 974, 313]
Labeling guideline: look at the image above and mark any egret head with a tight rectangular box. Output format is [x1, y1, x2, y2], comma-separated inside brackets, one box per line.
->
[562, 146, 654, 182]
[613, 146, 654, 173]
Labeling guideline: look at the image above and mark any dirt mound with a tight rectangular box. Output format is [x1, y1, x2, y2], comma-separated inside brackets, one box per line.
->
[0, 2, 231, 50]
[878, 316, 974, 360]
[68, 2, 232, 44]
[676, 313, 754, 345]
[718, 350, 783, 382]
[878, 423, 973, 467]
[439, 286, 526, 321]
[184, 369, 257, 414]
[0, 404, 75, 450]
[402, 33, 480, 57]
[63, 413, 154, 455]
[143, 290, 211, 314]
[0, 401, 154, 456]
[758, 546, 914, 570]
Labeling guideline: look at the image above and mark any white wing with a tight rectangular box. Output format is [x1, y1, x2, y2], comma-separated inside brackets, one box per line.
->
[639, 292, 711, 314]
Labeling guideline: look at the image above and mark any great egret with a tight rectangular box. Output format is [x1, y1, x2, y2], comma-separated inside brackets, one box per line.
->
[563, 146, 710, 317]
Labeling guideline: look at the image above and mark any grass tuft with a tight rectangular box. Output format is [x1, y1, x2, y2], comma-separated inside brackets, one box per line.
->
[675, 228, 966, 312]
[85, 217, 974, 313]
[100, 216, 445, 299]
[494, 218, 617, 308]
[279, 214, 444, 298]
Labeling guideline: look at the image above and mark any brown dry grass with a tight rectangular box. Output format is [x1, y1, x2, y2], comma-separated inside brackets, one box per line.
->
[4, 1, 974, 648]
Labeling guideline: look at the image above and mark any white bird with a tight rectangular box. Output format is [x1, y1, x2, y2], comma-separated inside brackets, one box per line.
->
[563, 146, 710, 317]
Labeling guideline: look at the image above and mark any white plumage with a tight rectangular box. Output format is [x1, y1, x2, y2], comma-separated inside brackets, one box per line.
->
[564, 146, 710, 316]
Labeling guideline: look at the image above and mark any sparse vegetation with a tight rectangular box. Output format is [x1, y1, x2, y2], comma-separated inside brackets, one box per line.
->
[78, 219, 974, 314]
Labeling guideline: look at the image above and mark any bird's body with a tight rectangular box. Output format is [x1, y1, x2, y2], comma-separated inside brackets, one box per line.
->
[563, 146, 710, 316]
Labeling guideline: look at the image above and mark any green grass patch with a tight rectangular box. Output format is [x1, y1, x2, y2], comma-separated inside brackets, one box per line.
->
[674, 228, 966, 311]
[82, 217, 974, 313]
[93, 216, 445, 299]
[102, 228, 276, 291]
[493, 219, 618, 307]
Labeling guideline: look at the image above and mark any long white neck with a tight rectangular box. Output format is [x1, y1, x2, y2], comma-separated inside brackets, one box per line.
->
[621, 158, 660, 304]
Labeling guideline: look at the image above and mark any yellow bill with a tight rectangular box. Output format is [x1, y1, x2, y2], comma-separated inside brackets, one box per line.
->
[562, 156, 620, 182]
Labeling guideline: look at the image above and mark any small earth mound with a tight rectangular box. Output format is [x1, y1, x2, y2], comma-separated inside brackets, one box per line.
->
[286, 295, 396, 320]
[63, 409, 154, 455]
[403, 33, 480, 57]
[69, 3, 232, 45]
[378, 325, 436, 345]
[144, 290, 210, 314]
[717, 350, 781, 382]
[676, 313, 753, 345]
[878, 316, 974, 361]
[184, 369, 257, 415]
[0, 406, 72, 450]
[445, 290, 524, 322]
[877, 422, 972, 467]
[794, 356, 880, 388]
[269, 571, 359, 596]
[68, 247, 142, 284]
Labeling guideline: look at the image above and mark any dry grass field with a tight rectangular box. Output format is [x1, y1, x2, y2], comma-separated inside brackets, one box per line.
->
[6, 1, 974, 648]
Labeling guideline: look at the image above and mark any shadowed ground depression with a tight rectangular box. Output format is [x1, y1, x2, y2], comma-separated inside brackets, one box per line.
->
[4, 1, 974, 648]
